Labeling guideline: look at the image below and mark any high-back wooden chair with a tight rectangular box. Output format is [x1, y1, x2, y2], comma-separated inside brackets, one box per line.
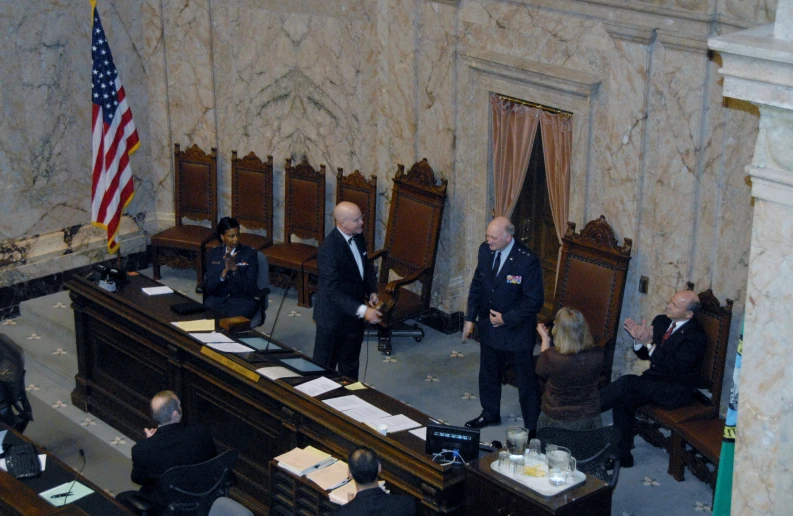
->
[151, 144, 218, 284]
[371, 159, 447, 355]
[205, 151, 274, 257]
[263, 158, 326, 307]
[552, 216, 632, 387]
[301, 169, 377, 308]
[637, 285, 733, 450]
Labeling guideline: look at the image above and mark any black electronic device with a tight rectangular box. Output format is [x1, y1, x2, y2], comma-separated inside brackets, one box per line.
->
[170, 302, 206, 315]
[425, 423, 480, 463]
[278, 357, 327, 375]
[5, 443, 41, 479]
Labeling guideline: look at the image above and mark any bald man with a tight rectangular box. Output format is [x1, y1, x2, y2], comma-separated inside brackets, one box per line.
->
[312, 202, 380, 380]
[462, 217, 544, 431]
[117, 391, 216, 512]
[600, 290, 706, 467]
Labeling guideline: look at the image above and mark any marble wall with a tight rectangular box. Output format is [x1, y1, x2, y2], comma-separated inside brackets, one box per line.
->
[0, 0, 771, 391]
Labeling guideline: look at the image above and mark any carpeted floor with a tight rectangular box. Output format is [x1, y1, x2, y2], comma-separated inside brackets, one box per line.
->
[2, 266, 716, 514]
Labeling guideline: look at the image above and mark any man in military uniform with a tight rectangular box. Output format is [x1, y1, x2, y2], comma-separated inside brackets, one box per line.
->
[462, 217, 544, 431]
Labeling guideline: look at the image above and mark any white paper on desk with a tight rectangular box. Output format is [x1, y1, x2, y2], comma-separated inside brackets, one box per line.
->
[0, 454, 46, 472]
[190, 332, 235, 344]
[323, 395, 370, 412]
[409, 427, 427, 441]
[367, 414, 421, 433]
[206, 342, 254, 353]
[295, 377, 341, 397]
[343, 406, 391, 423]
[142, 286, 173, 295]
[257, 366, 302, 380]
[40, 480, 93, 506]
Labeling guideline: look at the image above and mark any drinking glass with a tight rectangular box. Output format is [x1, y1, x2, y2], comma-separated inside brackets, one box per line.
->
[505, 427, 529, 459]
[528, 438, 541, 459]
[498, 450, 510, 470]
[546, 446, 576, 487]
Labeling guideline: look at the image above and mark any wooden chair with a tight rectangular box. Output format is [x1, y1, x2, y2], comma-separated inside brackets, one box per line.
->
[262, 158, 326, 307]
[204, 151, 274, 258]
[151, 144, 218, 284]
[552, 216, 632, 387]
[301, 169, 377, 308]
[370, 159, 447, 355]
[637, 285, 733, 451]
[668, 417, 725, 488]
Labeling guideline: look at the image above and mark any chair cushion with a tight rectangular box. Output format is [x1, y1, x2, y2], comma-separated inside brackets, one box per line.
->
[640, 401, 714, 426]
[378, 287, 425, 324]
[263, 243, 318, 268]
[152, 225, 216, 251]
[677, 418, 725, 464]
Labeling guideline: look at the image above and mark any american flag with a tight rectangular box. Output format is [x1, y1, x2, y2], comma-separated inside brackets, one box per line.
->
[91, 1, 139, 254]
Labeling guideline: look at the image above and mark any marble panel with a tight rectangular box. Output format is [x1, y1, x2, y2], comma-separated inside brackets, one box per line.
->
[162, 0, 216, 151]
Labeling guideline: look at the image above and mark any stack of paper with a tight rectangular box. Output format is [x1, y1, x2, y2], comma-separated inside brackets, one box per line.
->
[296, 377, 341, 397]
[306, 460, 350, 491]
[257, 366, 302, 380]
[189, 332, 235, 344]
[172, 319, 215, 332]
[364, 414, 421, 434]
[323, 396, 391, 422]
[329, 480, 386, 506]
[275, 446, 337, 477]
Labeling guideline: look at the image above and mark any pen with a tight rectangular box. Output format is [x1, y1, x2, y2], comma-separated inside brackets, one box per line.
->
[51, 492, 73, 498]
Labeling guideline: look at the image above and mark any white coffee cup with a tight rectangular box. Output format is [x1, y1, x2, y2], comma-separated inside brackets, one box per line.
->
[376, 423, 388, 435]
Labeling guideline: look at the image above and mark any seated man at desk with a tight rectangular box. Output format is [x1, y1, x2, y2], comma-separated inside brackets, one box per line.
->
[204, 217, 260, 319]
[333, 447, 415, 516]
[117, 391, 217, 512]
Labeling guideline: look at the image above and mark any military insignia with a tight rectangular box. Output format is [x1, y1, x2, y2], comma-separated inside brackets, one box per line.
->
[507, 275, 522, 284]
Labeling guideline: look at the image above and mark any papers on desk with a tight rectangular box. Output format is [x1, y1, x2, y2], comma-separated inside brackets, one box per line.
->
[172, 319, 215, 332]
[40, 481, 93, 507]
[190, 332, 235, 344]
[323, 396, 391, 423]
[365, 414, 421, 434]
[409, 427, 427, 441]
[275, 446, 336, 477]
[344, 382, 367, 391]
[142, 286, 173, 295]
[296, 377, 341, 397]
[0, 453, 46, 472]
[329, 480, 385, 506]
[306, 460, 350, 491]
[205, 342, 254, 353]
[256, 366, 302, 380]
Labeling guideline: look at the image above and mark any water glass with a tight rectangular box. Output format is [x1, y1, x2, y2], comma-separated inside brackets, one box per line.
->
[498, 450, 510, 470]
[506, 426, 529, 459]
[511, 456, 525, 478]
[546, 446, 576, 487]
[528, 438, 541, 458]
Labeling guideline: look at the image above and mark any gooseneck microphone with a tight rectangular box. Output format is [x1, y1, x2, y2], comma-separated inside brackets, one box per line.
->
[261, 269, 297, 355]
[59, 448, 86, 505]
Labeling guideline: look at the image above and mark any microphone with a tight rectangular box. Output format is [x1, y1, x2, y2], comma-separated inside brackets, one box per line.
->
[261, 269, 297, 355]
[59, 449, 85, 505]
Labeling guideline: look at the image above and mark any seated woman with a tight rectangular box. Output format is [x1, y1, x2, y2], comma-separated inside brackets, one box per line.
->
[203, 217, 259, 319]
[535, 307, 604, 431]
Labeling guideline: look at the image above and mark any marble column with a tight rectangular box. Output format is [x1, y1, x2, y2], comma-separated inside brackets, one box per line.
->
[709, 3, 793, 514]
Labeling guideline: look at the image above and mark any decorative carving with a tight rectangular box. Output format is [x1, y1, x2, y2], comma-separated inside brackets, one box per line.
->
[180, 143, 215, 161]
[395, 158, 449, 194]
[565, 215, 631, 256]
[339, 168, 376, 188]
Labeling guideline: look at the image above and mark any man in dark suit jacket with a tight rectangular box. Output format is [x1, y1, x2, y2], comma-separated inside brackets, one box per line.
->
[312, 202, 380, 380]
[600, 290, 706, 466]
[118, 391, 217, 512]
[462, 216, 544, 431]
[332, 447, 415, 516]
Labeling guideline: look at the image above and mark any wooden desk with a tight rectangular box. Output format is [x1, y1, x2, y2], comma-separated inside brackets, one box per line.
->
[0, 425, 133, 515]
[67, 274, 464, 515]
[465, 451, 613, 515]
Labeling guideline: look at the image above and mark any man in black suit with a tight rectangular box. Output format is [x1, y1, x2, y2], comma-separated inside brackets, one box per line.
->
[332, 447, 415, 516]
[118, 391, 217, 512]
[312, 202, 380, 380]
[600, 290, 706, 467]
[462, 216, 544, 431]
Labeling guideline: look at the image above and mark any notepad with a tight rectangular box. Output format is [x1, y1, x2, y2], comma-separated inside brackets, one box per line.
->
[295, 377, 341, 397]
[306, 460, 350, 491]
[189, 332, 235, 344]
[275, 446, 336, 476]
[172, 319, 215, 332]
[40, 481, 93, 506]
[142, 286, 173, 295]
[366, 414, 421, 433]
[256, 366, 302, 380]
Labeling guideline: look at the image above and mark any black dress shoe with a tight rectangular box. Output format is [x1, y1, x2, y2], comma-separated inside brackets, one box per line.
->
[465, 414, 501, 429]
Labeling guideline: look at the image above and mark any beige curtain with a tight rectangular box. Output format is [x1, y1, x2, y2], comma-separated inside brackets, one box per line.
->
[490, 95, 541, 217]
[539, 110, 572, 244]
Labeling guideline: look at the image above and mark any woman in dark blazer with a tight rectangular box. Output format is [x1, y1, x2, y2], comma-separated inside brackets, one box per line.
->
[203, 217, 259, 319]
[535, 307, 604, 431]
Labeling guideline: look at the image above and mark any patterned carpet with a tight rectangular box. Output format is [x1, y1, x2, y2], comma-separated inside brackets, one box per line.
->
[2, 266, 715, 514]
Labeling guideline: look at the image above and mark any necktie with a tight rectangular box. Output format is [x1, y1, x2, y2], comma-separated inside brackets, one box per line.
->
[661, 322, 676, 344]
[492, 251, 501, 281]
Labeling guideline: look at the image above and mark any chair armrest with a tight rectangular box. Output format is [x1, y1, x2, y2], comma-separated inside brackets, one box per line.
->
[384, 266, 429, 294]
[121, 492, 155, 514]
[369, 249, 388, 261]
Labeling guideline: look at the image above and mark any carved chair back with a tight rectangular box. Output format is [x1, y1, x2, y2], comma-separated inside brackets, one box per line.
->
[336, 168, 377, 254]
[174, 143, 218, 227]
[552, 216, 632, 386]
[231, 151, 273, 240]
[283, 158, 326, 245]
